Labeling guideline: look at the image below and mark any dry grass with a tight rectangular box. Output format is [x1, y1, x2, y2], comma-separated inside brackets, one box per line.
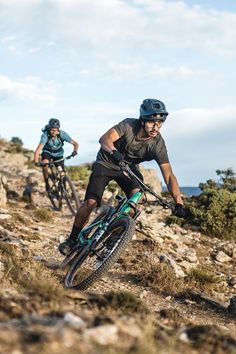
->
[104, 290, 149, 314]
[187, 267, 220, 293]
[12, 212, 29, 225]
[88, 290, 149, 315]
[138, 263, 222, 297]
[0, 251, 67, 320]
[33, 207, 53, 222]
[140, 262, 185, 296]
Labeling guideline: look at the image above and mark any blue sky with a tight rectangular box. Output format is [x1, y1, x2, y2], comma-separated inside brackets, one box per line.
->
[0, 0, 235, 186]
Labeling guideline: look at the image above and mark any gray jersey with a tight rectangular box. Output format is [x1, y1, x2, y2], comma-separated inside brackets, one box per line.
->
[96, 118, 169, 170]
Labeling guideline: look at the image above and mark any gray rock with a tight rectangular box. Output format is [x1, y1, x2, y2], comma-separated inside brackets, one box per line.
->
[232, 247, 236, 259]
[182, 248, 198, 263]
[215, 251, 232, 263]
[159, 254, 186, 278]
[139, 164, 162, 196]
[83, 324, 119, 345]
[0, 213, 12, 220]
[0, 261, 5, 279]
[0, 175, 7, 208]
[63, 312, 86, 329]
[227, 276, 236, 287]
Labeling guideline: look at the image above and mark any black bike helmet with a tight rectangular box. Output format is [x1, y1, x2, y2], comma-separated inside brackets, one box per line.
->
[140, 99, 169, 121]
[48, 118, 60, 129]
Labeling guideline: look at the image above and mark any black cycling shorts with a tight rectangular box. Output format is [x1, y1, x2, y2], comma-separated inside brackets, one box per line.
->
[41, 152, 64, 168]
[84, 162, 143, 205]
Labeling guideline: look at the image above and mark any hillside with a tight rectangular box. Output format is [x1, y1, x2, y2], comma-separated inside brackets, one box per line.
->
[0, 138, 236, 354]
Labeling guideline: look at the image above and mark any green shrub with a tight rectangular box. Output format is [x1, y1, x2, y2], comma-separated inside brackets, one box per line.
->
[11, 136, 23, 147]
[189, 186, 236, 238]
[66, 163, 92, 182]
[10, 137, 24, 153]
[167, 168, 236, 239]
[188, 267, 220, 287]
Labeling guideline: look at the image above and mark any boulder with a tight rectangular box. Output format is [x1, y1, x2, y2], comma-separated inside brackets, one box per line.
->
[139, 165, 162, 196]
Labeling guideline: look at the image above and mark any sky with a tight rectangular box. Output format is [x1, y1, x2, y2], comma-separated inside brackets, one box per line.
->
[0, 0, 235, 186]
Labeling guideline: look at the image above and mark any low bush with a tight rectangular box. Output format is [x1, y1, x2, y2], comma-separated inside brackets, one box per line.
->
[66, 163, 92, 182]
[166, 168, 236, 239]
[33, 207, 53, 222]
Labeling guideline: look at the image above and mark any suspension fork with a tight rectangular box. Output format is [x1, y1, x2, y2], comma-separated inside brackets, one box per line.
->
[118, 191, 143, 219]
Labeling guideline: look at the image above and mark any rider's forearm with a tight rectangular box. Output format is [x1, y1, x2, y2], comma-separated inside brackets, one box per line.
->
[99, 128, 120, 154]
[34, 144, 43, 162]
[34, 150, 40, 162]
[166, 175, 183, 205]
[72, 141, 79, 152]
[100, 142, 116, 154]
[99, 137, 116, 154]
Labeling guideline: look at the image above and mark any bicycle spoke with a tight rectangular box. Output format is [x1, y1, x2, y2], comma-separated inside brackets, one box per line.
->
[64, 216, 135, 290]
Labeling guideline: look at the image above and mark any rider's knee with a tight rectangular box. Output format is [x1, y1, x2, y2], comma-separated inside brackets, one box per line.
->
[84, 199, 97, 210]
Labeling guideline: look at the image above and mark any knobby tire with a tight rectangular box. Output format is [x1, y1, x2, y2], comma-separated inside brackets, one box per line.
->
[64, 215, 135, 290]
[62, 175, 80, 215]
[47, 174, 62, 211]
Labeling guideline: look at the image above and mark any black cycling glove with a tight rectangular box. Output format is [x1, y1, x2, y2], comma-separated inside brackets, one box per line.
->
[111, 150, 124, 164]
[173, 203, 187, 218]
[71, 151, 78, 157]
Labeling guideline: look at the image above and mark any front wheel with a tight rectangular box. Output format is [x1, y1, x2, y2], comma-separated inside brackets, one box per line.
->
[62, 175, 80, 215]
[64, 215, 135, 290]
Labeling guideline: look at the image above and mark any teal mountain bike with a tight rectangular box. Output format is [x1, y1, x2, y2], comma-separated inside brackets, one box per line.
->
[38, 154, 80, 216]
[61, 162, 174, 290]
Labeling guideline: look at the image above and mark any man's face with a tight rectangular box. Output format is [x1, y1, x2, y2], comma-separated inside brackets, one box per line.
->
[143, 120, 163, 137]
[50, 128, 59, 137]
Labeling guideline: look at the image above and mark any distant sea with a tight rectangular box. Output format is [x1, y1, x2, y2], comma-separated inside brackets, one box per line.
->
[162, 186, 201, 197]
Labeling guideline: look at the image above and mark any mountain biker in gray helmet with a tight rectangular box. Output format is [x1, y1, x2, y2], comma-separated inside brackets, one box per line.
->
[139, 98, 169, 121]
[59, 98, 187, 255]
[34, 118, 79, 191]
[48, 118, 61, 129]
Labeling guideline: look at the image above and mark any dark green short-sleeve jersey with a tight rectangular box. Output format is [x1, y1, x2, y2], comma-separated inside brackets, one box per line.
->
[96, 118, 169, 170]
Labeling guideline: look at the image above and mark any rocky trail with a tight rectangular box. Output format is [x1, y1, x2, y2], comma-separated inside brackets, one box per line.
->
[0, 139, 236, 354]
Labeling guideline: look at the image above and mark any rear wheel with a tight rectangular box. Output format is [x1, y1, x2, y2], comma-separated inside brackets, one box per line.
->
[47, 175, 62, 211]
[60, 206, 114, 269]
[62, 175, 80, 215]
[64, 215, 135, 290]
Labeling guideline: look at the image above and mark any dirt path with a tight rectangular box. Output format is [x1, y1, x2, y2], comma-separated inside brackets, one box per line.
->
[30, 204, 236, 339]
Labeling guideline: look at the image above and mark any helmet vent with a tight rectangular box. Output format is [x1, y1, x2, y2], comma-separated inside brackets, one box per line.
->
[153, 103, 160, 109]
[141, 104, 147, 111]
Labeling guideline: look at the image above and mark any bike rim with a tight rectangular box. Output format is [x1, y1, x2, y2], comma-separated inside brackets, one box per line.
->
[63, 177, 79, 214]
[47, 176, 62, 210]
[67, 224, 126, 287]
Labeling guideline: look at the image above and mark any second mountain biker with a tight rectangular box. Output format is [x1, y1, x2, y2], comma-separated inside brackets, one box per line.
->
[34, 118, 79, 192]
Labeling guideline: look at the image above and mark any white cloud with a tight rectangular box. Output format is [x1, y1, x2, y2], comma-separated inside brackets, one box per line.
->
[1, 0, 236, 56]
[75, 61, 207, 81]
[164, 106, 236, 138]
[0, 75, 57, 103]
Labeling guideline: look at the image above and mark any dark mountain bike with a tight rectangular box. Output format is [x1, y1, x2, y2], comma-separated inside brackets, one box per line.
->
[61, 162, 174, 290]
[38, 154, 80, 216]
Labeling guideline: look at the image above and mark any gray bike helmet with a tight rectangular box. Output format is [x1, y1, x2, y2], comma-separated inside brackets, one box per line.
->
[48, 118, 60, 129]
[140, 99, 169, 121]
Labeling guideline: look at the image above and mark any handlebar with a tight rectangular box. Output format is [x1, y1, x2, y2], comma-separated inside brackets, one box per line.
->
[35, 154, 75, 167]
[119, 161, 174, 211]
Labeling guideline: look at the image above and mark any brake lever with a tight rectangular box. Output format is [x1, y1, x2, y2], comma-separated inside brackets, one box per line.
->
[119, 161, 127, 171]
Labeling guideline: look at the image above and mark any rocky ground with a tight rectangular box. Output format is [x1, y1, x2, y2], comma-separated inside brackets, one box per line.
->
[0, 138, 236, 354]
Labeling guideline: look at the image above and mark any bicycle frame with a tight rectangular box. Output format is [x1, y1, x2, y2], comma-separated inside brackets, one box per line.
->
[75, 162, 173, 249]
